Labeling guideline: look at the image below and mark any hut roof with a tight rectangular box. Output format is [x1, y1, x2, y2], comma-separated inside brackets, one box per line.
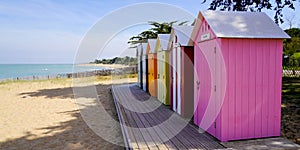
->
[157, 34, 171, 50]
[171, 25, 194, 47]
[148, 39, 157, 53]
[192, 10, 290, 40]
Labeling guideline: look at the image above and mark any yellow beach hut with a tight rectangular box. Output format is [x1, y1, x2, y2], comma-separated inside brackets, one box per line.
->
[156, 34, 171, 105]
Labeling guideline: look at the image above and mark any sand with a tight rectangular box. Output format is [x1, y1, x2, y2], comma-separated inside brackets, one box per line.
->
[0, 77, 137, 150]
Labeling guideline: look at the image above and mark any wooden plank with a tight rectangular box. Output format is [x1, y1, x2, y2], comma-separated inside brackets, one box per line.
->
[235, 39, 243, 139]
[248, 39, 256, 139]
[135, 113, 169, 150]
[135, 94, 187, 149]
[158, 104, 223, 149]
[255, 40, 263, 137]
[144, 96, 220, 149]
[262, 39, 270, 136]
[115, 87, 149, 149]
[112, 87, 137, 149]
[118, 88, 151, 149]
[120, 106, 140, 149]
[274, 41, 283, 136]
[267, 39, 276, 136]
[241, 39, 250, 139]
[112, 84, 224, 150]
[228, 40, 236, 139]
[220, 38, 229, 141]
[130, 95, 170, 149]
[145, 108, 188, 149]
[130, 87, 191, 149]
[144, 86, 220, 149]
[118, 86, 169, 150]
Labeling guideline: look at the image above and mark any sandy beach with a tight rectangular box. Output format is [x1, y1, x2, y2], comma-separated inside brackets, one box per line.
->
[0, 76, 137, 149]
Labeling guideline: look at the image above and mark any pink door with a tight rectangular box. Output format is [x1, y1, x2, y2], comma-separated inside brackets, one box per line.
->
[194, 40, 218, 136]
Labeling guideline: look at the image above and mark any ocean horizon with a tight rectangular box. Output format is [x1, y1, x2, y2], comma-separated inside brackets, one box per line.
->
[0, 64, 109, 80]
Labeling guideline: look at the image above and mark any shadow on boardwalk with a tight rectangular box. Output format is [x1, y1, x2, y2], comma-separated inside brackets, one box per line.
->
[112, 84, 300, 150]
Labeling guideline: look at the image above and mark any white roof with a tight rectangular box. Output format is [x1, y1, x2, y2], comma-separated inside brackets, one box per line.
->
[157, 34, 171, 50]
[172, 25, 194, 46]
[201, 10, 290, 38]
[141, 43, 148, 55]
[148, 39, 157, 53]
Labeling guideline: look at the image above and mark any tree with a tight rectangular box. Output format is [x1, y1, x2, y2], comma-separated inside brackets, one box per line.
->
[128, 30, 157, 44]
[283, 28, 300, 66]
[128, 21, 189, 44]
[93, 57, 137, 65]
[203, 0, 298, 24]
[286, 15, 296, 29]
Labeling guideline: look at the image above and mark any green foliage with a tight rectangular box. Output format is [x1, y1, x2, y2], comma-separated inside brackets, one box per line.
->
[293, 52, 300, 59]
[128, 21, 190, 44]
[203, 0, 298, 24]
[283, 28, 300, 67]
[285, 28, 300, 37]
[93, 56, 137, 66]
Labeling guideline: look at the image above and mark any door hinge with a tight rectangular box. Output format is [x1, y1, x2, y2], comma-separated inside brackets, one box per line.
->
[196, 80, 200, 90]
[214, 85, 216, 92]
[214, 47, 216, 53]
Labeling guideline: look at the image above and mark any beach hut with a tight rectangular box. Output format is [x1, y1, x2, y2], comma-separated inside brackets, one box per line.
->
[141, 43, 148, 92]
[168, 25, 194, 118]
[147, 39, 158, 97]
[136, 44, 143, 88]
[156, 34, 171, 105]
[192, 10, 290, 142]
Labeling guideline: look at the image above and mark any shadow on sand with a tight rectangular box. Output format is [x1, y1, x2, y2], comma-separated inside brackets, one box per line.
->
[0, 84, 124, 150]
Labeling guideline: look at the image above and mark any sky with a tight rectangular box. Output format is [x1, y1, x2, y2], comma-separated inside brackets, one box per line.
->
[0, 0, 299, 64]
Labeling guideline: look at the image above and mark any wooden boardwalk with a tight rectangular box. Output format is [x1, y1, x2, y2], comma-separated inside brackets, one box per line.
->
[112, 84, 225, 150]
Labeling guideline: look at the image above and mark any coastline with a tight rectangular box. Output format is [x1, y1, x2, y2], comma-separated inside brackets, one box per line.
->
[0, 64, 136, 82]
[77, 63, 130, 69]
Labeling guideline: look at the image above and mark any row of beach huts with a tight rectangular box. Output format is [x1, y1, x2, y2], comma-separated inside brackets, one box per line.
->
[135, 10, 290, 142]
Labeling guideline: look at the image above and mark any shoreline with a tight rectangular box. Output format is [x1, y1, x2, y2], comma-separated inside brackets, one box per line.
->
[77, 63, 130, 69]
[0, 65, 137, 82]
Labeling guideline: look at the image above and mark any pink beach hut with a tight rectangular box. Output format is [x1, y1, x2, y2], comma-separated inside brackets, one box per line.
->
[192, 10, 290, 141]
[168, 25, 194, 118]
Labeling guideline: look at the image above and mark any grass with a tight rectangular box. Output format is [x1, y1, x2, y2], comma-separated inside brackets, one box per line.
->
[282, 77, 300, 104]
[281, 77, 300, 144]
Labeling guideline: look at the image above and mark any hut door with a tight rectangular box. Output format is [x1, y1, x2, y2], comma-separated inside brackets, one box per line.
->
[140, 56, 143, 88]
[172, 46, 177, 111]
[142, 55, 147, 91]
[176, 46, 181, 114]
[196, 40, 218, 136]
[157, 52, 163, 102]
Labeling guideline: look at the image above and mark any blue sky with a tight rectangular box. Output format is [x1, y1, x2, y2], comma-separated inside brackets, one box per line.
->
[0, 0, 299, 64]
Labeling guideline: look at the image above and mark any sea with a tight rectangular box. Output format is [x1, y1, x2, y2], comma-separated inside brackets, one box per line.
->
[0, 64, 109, 80]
